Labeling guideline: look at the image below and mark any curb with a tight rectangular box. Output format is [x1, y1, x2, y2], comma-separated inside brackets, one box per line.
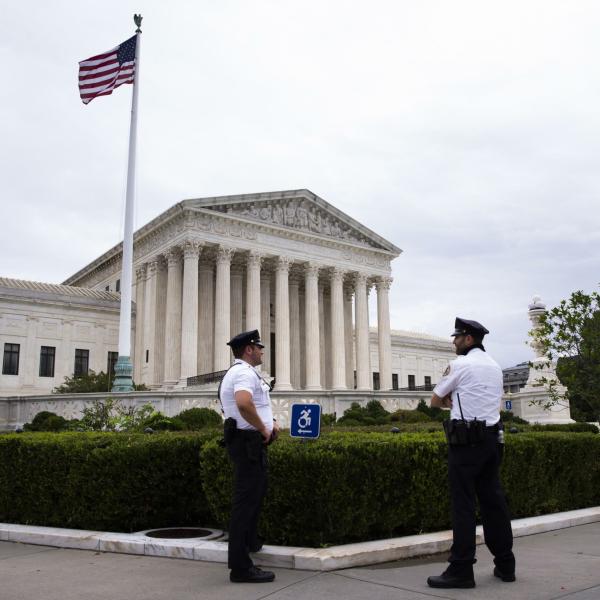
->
[2, 506, 599, 571]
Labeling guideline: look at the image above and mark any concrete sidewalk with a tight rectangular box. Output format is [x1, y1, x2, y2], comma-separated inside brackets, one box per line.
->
[1, 522, 599, 600]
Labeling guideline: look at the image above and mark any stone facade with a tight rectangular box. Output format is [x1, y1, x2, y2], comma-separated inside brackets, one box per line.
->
[0, 278, 130, 397]
[0, 189, 460, 428]
[63, 189, 403, 392]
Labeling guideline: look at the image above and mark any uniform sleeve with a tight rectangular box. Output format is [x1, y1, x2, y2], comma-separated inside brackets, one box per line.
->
[433, 363, 460, 398]
[233, 369, 256, 396]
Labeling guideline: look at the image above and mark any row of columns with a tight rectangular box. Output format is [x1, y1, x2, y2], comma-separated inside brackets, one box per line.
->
[133, 242, 393, 391]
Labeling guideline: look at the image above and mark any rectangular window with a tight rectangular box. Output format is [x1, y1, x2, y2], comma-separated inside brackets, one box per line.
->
[145, 349, 149, 363]
[116, 279, 121, 292]
[107, 351, 119, 376]
[408, 374, 416, 390]
[373, 371, 380, 390]
[39, 346, 56, 377]
[2, 343, 20, 375]
[392, 373, 399, 390]
[74, 349, 89, 377]
[424, 375, 432, 389]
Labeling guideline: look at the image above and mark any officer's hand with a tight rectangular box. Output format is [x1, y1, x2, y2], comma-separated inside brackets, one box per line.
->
[260, 427, 271, 444]
[271, 421, 280, 441]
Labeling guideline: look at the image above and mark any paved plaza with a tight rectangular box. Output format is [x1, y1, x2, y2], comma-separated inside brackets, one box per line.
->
[1, 522, 599, 600]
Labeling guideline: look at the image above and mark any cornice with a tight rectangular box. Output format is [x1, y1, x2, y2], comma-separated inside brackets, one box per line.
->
[62, 190, 400, 287]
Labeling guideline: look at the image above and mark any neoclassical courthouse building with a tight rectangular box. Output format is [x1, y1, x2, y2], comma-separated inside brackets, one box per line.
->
[0, 190, 454, 402]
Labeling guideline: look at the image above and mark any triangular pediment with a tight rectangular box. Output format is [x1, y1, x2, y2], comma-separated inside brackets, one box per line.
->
[183, 189, 401, 254]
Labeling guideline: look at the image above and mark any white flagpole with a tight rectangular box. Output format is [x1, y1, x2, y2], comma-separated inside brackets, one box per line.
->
[113, 14, 142, 392]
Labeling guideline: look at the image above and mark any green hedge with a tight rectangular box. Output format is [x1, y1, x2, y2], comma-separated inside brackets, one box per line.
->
[201, 431, 600, 546]
[1, 430, 599, 546]
[0, 431, 219, 532]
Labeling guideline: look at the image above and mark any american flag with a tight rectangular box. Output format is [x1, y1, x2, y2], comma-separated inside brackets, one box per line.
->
[78, 35, 137, 104]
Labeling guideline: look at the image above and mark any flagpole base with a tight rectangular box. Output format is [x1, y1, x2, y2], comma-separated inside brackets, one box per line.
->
[111, 356, 135, 392]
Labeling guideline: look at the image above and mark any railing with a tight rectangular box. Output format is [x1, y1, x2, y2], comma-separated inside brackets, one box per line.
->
[187, 370, 228, 387]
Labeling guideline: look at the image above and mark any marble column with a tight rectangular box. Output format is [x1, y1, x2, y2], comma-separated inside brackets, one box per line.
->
[142, 259, 158, 385]
[153, 258, 168, 385]
[299, 287, 306, 389]
[354, 272, 372, 390]
[230, 264, 244, 336]
[163, 247, 182, 385]
[197, 259, 214, 375]
[260, 269, 272, 375]
[330, 267, 347, 390]
[324, 289, 332, 389]
[180, 240, 202, 381]
[246, 251, 263, 332]
[289, 273, 301, 389]
[318, 281, 326, 386]
[134, 264, 146, 382]
[275, 256, 292, 390]
[304, 262, 321, 390]
[376, 276, 393, 390]
[214, 246, 234, 371]
[344, 284, 354, 389]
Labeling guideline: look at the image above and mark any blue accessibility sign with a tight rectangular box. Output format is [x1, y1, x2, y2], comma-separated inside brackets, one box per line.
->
[290, 403, 321, 439]
[505, 399, 512, 410]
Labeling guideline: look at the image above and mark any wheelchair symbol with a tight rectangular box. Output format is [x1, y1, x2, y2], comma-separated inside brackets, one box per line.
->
[297, 408, 312, 429]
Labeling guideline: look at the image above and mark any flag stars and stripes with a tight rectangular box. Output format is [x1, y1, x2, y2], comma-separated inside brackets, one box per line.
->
[78, 35, 137, 104]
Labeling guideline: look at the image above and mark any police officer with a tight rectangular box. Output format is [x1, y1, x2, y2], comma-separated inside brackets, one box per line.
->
[427, 318, 516, 589]
[220, 329, 279, 584]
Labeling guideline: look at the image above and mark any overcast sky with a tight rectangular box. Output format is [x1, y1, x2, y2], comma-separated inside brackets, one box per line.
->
[2, 1, 599, 368]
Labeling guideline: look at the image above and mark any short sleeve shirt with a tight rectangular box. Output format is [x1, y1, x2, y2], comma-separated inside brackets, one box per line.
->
[433, 348, 503, 425]
[220, 359, 273, 432]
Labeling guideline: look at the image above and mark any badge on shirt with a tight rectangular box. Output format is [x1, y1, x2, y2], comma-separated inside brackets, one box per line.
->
[443, 365, 451, 377]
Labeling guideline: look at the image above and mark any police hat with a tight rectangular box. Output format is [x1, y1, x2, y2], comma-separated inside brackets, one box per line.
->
[451, 317, 489, 337]
[227, 329, 265, 349]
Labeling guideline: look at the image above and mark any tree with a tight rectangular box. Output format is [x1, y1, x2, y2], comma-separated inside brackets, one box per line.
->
[530, 289, 600, 422]
[53, 370, 148, 394]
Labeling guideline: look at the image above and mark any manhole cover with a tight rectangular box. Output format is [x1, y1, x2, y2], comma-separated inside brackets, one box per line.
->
[143, 527, 220, 540]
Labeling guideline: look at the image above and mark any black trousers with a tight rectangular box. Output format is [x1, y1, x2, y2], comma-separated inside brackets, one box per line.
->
[226, 430, 268, 571]
[447, 429, 515, 574]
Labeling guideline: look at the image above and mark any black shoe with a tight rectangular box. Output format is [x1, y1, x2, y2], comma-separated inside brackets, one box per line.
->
[494, 566, 516, 582]
[230, 566, 275, 583]
[427, 570, 475, 589]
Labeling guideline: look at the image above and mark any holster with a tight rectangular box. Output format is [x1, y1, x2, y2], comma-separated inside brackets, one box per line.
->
[443, 418, 487, 446]
[223, 417, 237, 444]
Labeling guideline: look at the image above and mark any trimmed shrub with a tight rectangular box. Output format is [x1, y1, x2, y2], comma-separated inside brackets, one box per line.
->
[142, 413, 185, 431]
[500, 410, 529, 425]
[337, 401, 390, 426]
[528, 422, 598, 434]
[176, 407, 222, 430]
[1, 430, 598, 546]
[390, 409, 431, 423]
[201, 431, 600, 547]
[0, 431, 219, 532]
[23, 411, 71, 432]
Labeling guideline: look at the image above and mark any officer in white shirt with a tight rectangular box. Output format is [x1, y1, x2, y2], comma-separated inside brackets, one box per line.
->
[220, 329, 279, 584]
[427, 318, 516, 589]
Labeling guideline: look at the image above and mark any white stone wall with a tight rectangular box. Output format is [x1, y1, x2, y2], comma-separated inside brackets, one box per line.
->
[369, 329, 454, 389]
[0, 389, 434, 431]
[0, 292, 126, 397]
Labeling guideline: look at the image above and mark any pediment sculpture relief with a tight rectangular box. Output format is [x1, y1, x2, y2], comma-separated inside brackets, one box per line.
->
[209, 200, 379, 248]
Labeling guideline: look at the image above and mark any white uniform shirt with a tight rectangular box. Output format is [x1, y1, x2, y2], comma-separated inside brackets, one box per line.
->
[220, 359, 274, 432]
[433, 348, 503, 425]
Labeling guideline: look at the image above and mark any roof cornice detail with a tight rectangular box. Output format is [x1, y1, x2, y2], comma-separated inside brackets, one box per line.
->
[63, 189, 402, 286]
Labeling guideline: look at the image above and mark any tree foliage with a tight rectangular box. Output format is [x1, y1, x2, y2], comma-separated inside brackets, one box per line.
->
[52, 370, 148, 394]
[530, 289, 600, 422]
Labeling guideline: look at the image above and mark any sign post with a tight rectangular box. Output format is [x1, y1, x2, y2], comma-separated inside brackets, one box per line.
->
[290, 403, 321, 439]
